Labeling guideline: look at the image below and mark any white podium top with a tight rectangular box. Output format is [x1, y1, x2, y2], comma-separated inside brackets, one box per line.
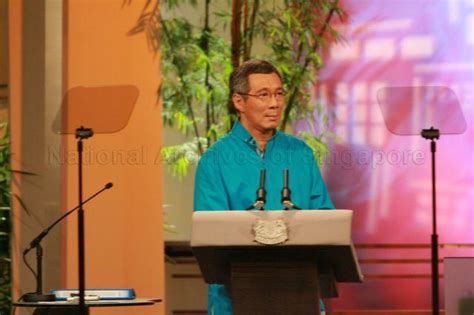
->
[191, 210, 353, 247]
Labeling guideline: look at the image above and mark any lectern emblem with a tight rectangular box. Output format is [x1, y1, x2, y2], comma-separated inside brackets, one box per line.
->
[253, 219, 288, 245]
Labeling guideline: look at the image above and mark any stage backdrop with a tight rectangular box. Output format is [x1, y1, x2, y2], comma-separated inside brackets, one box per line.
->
[304, 0, 474, 311]
[62, 1, 165, 314]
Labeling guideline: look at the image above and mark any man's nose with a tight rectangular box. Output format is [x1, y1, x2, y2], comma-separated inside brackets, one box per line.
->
[268, 93, 280, 108]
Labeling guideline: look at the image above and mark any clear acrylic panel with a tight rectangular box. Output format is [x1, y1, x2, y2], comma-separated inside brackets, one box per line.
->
[376, 86, 466, 136]
[53, 85, 139, 134]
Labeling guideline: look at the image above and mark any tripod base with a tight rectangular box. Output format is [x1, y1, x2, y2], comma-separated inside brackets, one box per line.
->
[23, 293, 56, 302]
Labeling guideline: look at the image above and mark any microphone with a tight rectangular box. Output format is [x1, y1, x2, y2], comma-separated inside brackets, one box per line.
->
[281, 169, 301, 210]
[23, 182, 113, 255]
[246, 169, 266, 210]
[21, 182, 113, 302]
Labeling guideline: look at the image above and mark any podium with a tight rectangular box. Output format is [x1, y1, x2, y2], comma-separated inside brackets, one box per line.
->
[191, 210, 363, 315]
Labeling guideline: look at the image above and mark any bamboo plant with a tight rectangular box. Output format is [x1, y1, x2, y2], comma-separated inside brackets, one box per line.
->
[129, 0, 346, 179]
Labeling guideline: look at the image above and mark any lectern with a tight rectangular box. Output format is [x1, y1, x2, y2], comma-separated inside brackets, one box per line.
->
[191, 210, 363, 315]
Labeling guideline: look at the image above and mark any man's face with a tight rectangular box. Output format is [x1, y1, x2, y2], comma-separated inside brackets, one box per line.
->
[232, 72, 285, 136]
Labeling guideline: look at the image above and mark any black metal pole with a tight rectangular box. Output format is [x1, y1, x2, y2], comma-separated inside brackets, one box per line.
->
[78, 138, 86, 315]
[75, 126, 93, 315]
[422, 127, 440, 315]
[22, 236, 55, 302]
[430, 139, 439, 315]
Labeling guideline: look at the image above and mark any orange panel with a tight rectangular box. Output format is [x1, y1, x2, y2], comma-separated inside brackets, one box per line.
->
[63, 1, 164, 314]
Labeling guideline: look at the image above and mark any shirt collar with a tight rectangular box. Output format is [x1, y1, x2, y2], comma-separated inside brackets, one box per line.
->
[230, 119, 280, 145]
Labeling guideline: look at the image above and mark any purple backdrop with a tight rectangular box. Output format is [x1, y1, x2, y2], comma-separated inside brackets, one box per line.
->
[300, 0, 474, 310]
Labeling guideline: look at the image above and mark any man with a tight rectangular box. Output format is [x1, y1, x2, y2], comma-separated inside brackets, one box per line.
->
[194, 60, 334, 314]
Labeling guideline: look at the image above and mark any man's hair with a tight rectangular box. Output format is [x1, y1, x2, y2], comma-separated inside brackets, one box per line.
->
[229, 60, 283, 96]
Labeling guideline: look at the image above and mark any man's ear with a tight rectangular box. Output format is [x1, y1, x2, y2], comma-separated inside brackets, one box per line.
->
[232, 94, 245, 113]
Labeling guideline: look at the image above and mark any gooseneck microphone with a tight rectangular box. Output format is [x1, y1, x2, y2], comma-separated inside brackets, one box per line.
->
[21, 182, 114, 302]
[281, 169, 301, 210]
[23, 182, 113, 255]
[246, 169, 266, 210]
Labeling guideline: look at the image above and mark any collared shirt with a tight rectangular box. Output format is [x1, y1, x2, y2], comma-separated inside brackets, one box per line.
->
[193, 120, 334, 314]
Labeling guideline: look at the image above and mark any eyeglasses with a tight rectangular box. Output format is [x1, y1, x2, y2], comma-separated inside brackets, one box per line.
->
[238, 90, 286, 102]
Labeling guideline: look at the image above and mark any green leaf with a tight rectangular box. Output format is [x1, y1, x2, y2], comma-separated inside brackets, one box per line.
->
[298, 131, 330, 166]
[150, 0, 345, 179]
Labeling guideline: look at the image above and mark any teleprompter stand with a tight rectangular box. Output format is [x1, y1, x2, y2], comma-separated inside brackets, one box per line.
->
[377, 86, 466, 315]
[422, 126, 441, 315]
[191, 210, 363, 315]
[52, 85, 139, 315]
[76, 126, 92, 315]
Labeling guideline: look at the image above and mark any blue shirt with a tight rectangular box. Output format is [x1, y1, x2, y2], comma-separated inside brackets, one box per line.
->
[194, 120, 334, 314]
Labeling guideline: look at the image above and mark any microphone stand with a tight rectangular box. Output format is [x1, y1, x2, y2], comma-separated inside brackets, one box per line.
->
[421, 127, 440, 315]
[281, 169, 301, 210]
[246, 169, 266, 210]
[22, 182, 114, 302]
[21, 244, 55, 302]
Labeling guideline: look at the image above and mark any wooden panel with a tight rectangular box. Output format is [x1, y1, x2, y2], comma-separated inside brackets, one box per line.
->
[231, 262, 319, 315]
[166, 261, 207, 315]
[165, 242, 472, 313]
